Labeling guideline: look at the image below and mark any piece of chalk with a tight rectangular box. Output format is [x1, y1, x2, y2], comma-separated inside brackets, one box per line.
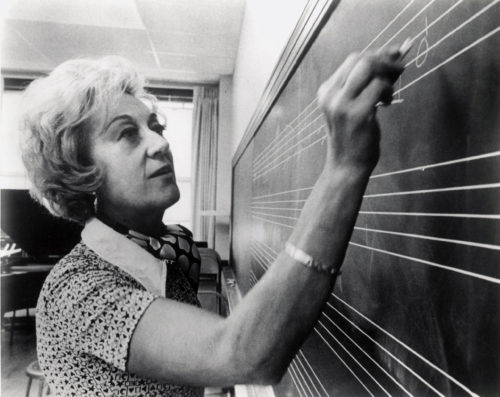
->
[399, 37, 415, 59]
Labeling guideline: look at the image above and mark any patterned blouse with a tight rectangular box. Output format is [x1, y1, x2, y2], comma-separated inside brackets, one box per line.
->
[36, 218, 204, 396]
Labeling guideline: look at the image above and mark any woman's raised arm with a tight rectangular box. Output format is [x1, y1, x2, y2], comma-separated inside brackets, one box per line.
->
[128, 48, 405, 387]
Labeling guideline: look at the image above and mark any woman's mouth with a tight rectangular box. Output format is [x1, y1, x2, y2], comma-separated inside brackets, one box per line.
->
[149, 164, 173, 178]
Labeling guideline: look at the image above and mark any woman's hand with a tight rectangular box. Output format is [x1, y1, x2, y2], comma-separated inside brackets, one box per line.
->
[317, 48, 405, 174]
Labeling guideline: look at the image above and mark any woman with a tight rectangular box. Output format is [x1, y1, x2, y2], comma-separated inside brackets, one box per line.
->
[21, 49, 404, 396]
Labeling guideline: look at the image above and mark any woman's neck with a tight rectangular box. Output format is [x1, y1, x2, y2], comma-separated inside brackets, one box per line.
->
[96, 206, 165, 237]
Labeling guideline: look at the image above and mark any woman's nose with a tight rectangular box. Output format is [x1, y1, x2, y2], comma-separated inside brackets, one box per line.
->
[146, 130, 170, 159]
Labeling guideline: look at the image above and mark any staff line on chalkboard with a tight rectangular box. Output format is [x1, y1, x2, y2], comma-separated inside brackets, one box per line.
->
[251, 214, 500, 283]
[251, 206, 305, 212]
[249, 246, 270, 272]
[326, 303, 447, 396]
[291, 359, 316, 397]
[253, 212, 500, 263]
[253, 5, 500, 179]
[389, 0, 465, 53]
[371, 150, 500, 178]
[253, 109, 323, 172]
[358, 211, 500, 219]
[317, 321, 392, 396]
[251, 248, 273, 273]
[251, 243, 270, 269]
[298, 349, 330, 397]
[248, 270, 258, 286]
[246, 239, 482, 395]
[295, 351, 325, 397]
[253, 122, 325, 177]
[260, 240, 280, 257]
[252, 106, 322, 171]
[251, 244, 271, 268]
[255, 239, 279, 260]
[252, 99, 319, 166]
[253, 1, 498, 179]
[313, 327, 376, 396]
[253, 130, 326, 180]
[354, 226, 500, 251]
[253, 208, 500, 219]
[396, 26, 500, 95]
[252, 199, 308, 205]
[380, 0, 439, 51]
[249, 241, 473, 396]
[322, 312, 417, 397]
[361, 0, 417, 54]
[252, 239, 274, 263]
[252, 186, 314, 200]
[253, 211, 299, 221]
[288, 365, 308, 397]
[253, 121, 326, 178]
[253, 132, 328, 180]
[289, 362, 307, 397]
[252, 101, 321, 171]
[252, 214, 295, 229]
[349, 241, 500, 284]
[287, 366, 304, 397]
[364, 182, 500, 198]
[249, 249, 268, 273]
[404, 0, 499, 69]
[253, 241, 275, 264]
[332, 294, 480, 396]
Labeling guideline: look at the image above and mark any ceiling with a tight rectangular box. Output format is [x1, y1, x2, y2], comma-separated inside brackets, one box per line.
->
[1, 0, 246, 85]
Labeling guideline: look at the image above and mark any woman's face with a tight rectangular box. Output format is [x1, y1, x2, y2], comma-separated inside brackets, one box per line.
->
[90, 94, 180, 217]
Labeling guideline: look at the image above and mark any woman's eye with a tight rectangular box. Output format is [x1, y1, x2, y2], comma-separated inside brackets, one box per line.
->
[120, 127, 139, 140]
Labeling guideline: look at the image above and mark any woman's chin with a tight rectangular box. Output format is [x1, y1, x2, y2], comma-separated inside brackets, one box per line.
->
[162, 185, 181, 208]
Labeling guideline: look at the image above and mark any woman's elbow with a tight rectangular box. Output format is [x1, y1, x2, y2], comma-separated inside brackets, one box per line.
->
[232, 352, 288, 386]
[253, 365, 286, 386]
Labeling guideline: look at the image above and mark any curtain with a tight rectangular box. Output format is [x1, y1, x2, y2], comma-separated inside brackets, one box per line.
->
[191, 86, 219, 245]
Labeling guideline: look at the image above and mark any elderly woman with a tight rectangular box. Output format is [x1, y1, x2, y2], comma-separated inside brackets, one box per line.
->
[20, 49, 403, 396]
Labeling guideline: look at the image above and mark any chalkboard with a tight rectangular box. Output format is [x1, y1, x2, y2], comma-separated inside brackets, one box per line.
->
[231, 0, 500, 395]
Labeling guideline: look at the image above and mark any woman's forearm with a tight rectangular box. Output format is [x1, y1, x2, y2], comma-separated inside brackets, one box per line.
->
[224, 164, 370, 383]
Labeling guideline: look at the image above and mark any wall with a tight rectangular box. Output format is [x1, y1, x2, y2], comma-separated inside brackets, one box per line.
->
[0, 90, 31, 189]
[231, 0, 308, 156]
[215, 75, 233, 259]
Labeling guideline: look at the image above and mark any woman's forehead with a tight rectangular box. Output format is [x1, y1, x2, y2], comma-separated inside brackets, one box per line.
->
[111, 94, 151, 119]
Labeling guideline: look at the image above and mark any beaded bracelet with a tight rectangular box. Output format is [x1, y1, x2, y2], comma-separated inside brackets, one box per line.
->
[285, 242, 341, 276]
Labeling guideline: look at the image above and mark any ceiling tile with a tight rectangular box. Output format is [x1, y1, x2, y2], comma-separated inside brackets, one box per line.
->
[4, 20, 158, 71]
[5, 0, 144, 29]
[149, 30, 238, 59]
[1, 0, 246, 83]
[136, 0, 244, 37]
[155, 52, 233, 75]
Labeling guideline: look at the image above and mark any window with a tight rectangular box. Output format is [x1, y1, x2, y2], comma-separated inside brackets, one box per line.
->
[158, 100, 194, 231]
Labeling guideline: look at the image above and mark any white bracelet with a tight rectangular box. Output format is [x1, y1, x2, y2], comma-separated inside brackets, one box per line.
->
[285, 242, 341, 275]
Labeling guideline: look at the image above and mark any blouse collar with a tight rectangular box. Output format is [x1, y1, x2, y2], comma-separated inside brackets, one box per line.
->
[81, 217, 167, 297]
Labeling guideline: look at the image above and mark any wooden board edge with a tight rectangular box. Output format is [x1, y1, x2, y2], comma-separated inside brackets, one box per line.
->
[231, 0, 338, 168]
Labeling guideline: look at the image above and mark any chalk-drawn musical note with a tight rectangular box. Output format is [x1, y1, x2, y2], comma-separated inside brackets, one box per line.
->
[416, 16, 429, 68]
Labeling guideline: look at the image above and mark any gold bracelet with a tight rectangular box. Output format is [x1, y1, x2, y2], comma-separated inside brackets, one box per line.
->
[285, 242, 341, 275]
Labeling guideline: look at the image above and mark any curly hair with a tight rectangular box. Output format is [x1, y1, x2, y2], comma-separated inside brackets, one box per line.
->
[20, 56, 148, 223]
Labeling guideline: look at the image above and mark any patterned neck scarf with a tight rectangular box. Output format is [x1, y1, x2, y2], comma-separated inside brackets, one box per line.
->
[96, 213, 201, 292]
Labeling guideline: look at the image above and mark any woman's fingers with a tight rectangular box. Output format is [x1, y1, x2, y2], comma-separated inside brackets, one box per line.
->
[343, 53, 404, 99]
[318, 53, 360, 105]
[354, 77, 394, 119]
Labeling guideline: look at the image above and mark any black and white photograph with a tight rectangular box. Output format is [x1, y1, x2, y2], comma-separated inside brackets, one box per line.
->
[1, 0, 499, 396]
